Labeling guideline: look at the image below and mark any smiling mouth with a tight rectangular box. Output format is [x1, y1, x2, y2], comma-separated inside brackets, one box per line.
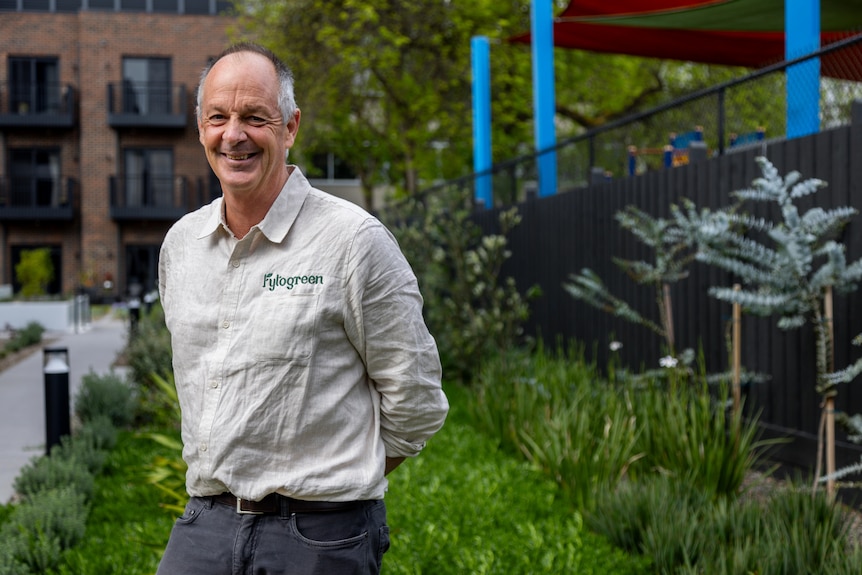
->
[224, 153, 256, 160]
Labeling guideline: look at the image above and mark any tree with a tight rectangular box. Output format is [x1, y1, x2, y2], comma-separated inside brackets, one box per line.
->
[564, 205, 696, 358]
[15, 248, 54, 298]
[235, 0, 759, 205]
[677, 157, 862, 495]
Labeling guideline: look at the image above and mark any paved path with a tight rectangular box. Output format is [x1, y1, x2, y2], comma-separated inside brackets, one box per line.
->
[0, 313, 129, 504]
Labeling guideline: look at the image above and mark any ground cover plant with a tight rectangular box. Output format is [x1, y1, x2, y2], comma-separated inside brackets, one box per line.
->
[0, 371, 135, 574]
[21, 383, 650, 575]
[470, 344, 862, 573]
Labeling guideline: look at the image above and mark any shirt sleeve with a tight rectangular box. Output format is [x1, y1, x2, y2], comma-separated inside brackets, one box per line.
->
[344, 219, 448, 458]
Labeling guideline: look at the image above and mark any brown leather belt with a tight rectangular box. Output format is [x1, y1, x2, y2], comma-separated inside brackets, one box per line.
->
[212, 492, 360, 515]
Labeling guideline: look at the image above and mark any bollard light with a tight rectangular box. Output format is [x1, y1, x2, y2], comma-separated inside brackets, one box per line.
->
[43, 347, 70, 455]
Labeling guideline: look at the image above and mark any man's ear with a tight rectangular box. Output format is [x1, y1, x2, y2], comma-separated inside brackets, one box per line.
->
[284, 108, 301, 149]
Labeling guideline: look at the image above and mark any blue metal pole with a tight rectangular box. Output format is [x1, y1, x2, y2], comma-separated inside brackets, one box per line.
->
[471, 36, 493, 209]
[532, 0, 557, 197]
[785, 0, 820, 139]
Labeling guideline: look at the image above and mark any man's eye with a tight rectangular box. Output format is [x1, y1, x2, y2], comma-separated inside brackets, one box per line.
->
[248, 116, 266, 125]
[208, 115, 226, 123]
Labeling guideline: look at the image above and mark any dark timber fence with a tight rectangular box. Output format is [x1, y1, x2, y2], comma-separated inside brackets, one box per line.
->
[470, 103, 862, 472]
[379, 35, 862, 474]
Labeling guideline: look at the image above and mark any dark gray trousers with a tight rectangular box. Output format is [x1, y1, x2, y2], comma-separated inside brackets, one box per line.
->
[156, 496, 389, 575]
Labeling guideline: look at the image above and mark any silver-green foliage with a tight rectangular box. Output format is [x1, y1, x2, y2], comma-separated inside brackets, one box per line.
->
[564, 204, 696, 355]
[678, 156, 862, 398]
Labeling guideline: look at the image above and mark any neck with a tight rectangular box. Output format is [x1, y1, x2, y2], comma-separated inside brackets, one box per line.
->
[222, 168, 292, 239]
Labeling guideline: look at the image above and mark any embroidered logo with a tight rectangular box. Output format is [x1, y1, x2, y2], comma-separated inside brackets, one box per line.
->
[262, 272, 324, 291]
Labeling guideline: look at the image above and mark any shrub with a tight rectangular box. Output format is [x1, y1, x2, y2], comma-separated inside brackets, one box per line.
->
[14, 248, 54, 298]
[0, 487, 87, 573]
[3, 322, 44, 353]
[125, 303, 172, 387]
[124, 304, 175, 424]
[632, 376, 772, 499]
[13, 454, 94, 502]
[470, 343, 643, 509]
[385, 188, 536, 383]
[49, 428, 109, 475]
[75, 414, 119, 453]
[74, 371, 136, 429]
[588, 473, 862, 574]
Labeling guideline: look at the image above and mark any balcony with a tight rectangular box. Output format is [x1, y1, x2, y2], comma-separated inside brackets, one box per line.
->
[107, 82, 188, 129]
[196, 174, 222, 208]
[0, 83, 77, 129]
[0, 177, 76, 221]
[110, 175, 191, 220]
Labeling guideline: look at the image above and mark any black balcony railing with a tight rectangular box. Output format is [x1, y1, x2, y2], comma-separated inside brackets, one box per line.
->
[0, 83, 77, 128]
[196, 174, 222, 208]
[107, 82, 188, 128]
[0, 177, 76, 220]
[110, 175, 191, 220]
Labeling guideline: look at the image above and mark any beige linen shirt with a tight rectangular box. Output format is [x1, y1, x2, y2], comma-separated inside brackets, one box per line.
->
[158, 168, 448, 502]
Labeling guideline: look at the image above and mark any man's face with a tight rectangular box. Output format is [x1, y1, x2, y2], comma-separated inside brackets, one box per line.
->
[197, 52, 299, 198]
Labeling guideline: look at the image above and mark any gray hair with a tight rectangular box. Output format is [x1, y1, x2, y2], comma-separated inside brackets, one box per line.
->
[196, 42, 297, 124]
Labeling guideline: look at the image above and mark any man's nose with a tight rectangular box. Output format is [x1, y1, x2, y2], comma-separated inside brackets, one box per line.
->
[222, 117, 247, 143]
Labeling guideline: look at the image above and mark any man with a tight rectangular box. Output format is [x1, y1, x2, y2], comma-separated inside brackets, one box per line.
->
[156, 42, 448, 574]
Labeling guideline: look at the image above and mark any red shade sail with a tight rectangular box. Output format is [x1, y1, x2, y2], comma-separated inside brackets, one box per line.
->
[512, 0, 862, 79]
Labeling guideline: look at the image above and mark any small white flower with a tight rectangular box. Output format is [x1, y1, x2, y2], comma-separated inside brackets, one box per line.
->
[609, 341, 623, 351]
[659, 355, 679, 368]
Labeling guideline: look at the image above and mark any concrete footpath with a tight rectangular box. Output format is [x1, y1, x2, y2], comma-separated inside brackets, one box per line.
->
[0, 312, 130, 504]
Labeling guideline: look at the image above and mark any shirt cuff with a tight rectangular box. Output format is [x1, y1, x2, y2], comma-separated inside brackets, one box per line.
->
[381, 432, 427, 458]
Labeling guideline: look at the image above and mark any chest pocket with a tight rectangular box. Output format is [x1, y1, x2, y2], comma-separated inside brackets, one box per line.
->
[249, 293, 319, 362]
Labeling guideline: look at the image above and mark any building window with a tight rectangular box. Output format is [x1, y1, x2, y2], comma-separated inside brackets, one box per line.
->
[8, 148, 62, 207]
[8, 57, 60, 115]
[185, 0, 209, 14]
[88, 0, 115, 10]
[21, 0, 50, 10]
[124, 149, 173, 207]
[55, 0, 83, 11]
[122, 57, 171, 115]
[121, 0, 146, 10]
[125, 245, 160, 296]
[152, 0, 178, 12]
[309, 152, 358, 181]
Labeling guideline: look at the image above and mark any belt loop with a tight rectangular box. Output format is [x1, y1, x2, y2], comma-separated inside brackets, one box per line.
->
[278, 494, 292, 518]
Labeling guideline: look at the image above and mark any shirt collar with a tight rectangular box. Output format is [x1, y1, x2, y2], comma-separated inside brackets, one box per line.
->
[195, 166, 312, 242]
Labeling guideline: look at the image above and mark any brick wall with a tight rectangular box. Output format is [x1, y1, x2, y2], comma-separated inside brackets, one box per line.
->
[0, 11, 231, 296]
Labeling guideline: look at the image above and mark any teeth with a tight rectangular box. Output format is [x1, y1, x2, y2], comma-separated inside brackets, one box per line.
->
[227, 154, 249, 160]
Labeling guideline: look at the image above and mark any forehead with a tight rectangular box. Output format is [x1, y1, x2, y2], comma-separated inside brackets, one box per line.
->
[202, 52, 279, 107]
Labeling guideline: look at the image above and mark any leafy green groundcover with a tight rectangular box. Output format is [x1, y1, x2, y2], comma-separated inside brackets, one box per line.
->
[44, 384, 648, 574]
[384, 387, 650, 574]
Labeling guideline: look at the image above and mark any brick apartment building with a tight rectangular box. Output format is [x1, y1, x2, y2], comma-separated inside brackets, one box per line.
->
[0, 1, 236, 302]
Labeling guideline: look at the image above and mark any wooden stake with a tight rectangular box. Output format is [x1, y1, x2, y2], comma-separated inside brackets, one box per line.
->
[663, 283, 674, 351]
[825, 286, 835, 498]
[732, 284, 741, 414]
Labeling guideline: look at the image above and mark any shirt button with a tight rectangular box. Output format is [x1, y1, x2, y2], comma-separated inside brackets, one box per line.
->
[200, 443, 208, 452]
[231, 260, 240, 268]
[210, 381, 219, 389]
[222, 321, 230, 329]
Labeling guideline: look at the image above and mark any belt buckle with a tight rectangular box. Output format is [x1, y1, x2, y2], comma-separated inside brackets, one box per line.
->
[235, 496, 264, 515]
